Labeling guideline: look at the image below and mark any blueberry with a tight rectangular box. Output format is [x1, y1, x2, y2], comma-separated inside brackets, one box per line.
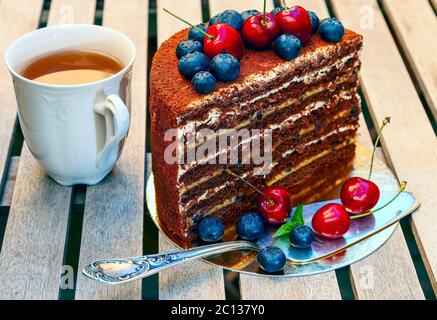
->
[241, 9, 260, 22]
[176, 39, 203, 59]
[319, 18, 345, 43]
[192, 71, 217, 94]
[188, 23, 208, 43]
[209, 53, 240, 82]
[210, 10, 243, 30]
[257, 246, 286, 273]
[271, 6, 286, 15]
[274, 34, 302, 61]
[178, 51, 209, 79]
[289, 225, 315, 249]
[198, 217, 224, 242]
[307, 11, 320, 34]
[236, 212, 265, 241]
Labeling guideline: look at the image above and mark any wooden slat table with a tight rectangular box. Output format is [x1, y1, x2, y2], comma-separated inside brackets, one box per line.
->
[0, 0, 435, 300]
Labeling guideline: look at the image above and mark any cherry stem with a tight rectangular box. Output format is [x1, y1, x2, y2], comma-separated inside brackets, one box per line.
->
[262, 0, 267, 26]
[163, 8, 214, 40]
[225, 169, 275, 206]
[350, 181, 407, 220]
[368, 117, 390, 180]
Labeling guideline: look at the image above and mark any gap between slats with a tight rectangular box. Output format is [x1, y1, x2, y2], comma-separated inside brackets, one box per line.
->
[430, 0, 437, 14]
[143, 0, 159, 301]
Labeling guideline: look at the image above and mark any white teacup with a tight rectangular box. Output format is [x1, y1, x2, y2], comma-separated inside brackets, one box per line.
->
[5, 24, 136, 186]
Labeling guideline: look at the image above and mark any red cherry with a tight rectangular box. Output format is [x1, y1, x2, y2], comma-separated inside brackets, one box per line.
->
[204, 23, 244, 60]
[257, 186, 291, 224]
[275, 6, 312, 45]
[312, 203, 351, 239]
[340, 177, 380, 215]
[241, 13, 280, 49]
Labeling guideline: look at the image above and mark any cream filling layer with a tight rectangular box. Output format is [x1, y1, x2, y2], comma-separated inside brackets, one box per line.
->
[282, 124, 358, 158]
[238, 53, 357, 109]
[177, 54, 359, 136]
[196, 139, 356, 217]
[177, 73, 358, 180]
[178, 88, 357, 178]
[266, 139, 356, 186]
[301, 178, 346, 205]
[182, 42, 362, 114]
[179, 100, 358, 195]
[183, 125, 357, 209]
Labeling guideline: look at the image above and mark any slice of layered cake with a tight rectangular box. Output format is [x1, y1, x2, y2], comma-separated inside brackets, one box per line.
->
[150, 7, 363, 241]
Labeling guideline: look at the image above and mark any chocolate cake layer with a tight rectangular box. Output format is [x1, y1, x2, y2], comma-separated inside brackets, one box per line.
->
[177, 37, 362, 124]
[179, 87, 360, 186]
[289, 162, 354, 205]
[179, 69, 360, 159]
[179, 107, 360, 204]
[182, 57, 361, 133]
[184, 152, 355, 240]
[183, 134, 357, 218]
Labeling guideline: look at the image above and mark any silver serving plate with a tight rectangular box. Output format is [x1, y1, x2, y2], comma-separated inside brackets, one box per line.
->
[143, 145, 420, 277]
[82, 146, 421, 284]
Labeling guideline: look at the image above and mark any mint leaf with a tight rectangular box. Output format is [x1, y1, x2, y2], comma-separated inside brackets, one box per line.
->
[272, 221, 299, 238]
[291, 204, 304, 225]
[272, 205, 305, 238]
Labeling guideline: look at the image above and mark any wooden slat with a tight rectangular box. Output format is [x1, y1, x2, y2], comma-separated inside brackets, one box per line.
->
[0, 0, 78, 300]
[48, 0, 96, 24]
[215, 0, 339, 300]
[302, 0, 424, 301]
[156, 0, 226, 300]
[0, 0, 42, 215]
[240, 273, 342, 300]
[157, 0, 204, 43]
[332, 0, 437, 297]
[381, 0, 437, 120]
[158, 234, 226, 300]
[74, 0, 147, 300]
[208, 0, 274, 14]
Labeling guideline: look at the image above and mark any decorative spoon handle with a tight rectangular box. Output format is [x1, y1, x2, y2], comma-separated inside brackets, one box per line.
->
[82, 240, 257, 285]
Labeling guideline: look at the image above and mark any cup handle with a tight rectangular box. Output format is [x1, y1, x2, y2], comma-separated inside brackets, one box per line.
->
[94, 95, 130, 169]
